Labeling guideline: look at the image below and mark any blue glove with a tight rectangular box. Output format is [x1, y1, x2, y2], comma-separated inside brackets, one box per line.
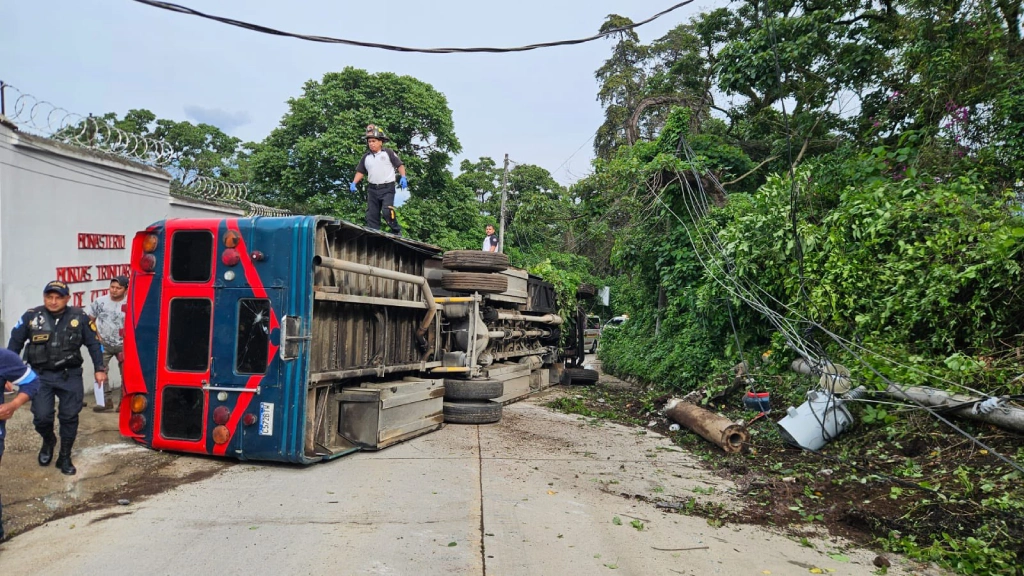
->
[399, 176, 408, 189]
[350, 182, 357, 192]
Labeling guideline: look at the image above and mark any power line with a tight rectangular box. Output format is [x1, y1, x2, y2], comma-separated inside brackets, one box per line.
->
[551, 130, 598, 180]
[128, 0, 697, 54]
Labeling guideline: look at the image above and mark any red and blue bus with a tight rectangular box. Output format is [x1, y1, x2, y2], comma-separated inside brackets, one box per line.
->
[119, 216, 563, 463]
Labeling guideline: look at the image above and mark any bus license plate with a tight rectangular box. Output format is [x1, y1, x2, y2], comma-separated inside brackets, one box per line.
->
[259, 402, 274, 436]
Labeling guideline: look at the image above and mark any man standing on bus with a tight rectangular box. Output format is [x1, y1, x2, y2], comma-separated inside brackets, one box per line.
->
[0, 348, 40, 541]
[88, 275, 128, 412]
[349, 124, 407, 236]
[7, 281, 106, 476]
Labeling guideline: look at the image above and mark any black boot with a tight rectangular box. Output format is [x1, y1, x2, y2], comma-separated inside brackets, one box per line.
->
[55, 438, 76, 476]
[37, 430, 57, 467]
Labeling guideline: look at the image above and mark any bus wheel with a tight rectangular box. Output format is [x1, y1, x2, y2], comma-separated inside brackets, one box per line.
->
[443, 378, 504, 401]
[441, 272, 508, 294]
[561, 368, 599, 386]
[443, 401, 502, 424]
[442, 250, 510, 273]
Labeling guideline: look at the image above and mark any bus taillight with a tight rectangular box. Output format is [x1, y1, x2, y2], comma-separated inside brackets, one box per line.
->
[222, 229, 241, 248]
[129, 414, 147, 434]
[129, 394, 148, 414]
[213, 406, 231, 425]
[212, 426, 230, 445]
[142, 234, 159, 253]
[140, 254, 157, 272]
[221, 249, 240, 267]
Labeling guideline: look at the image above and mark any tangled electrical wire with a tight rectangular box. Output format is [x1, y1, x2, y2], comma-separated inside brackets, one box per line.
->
[2, 83, 288, 217]
[653, 130, 1024, 475]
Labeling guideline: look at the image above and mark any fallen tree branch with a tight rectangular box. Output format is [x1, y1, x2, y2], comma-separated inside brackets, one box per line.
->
[721, 156, 780, 186]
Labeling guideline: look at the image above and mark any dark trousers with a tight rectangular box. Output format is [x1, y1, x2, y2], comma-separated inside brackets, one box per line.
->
[366, 183, 401, 234]
[31, 368, 85, 441]
[1, 454, 4, 540]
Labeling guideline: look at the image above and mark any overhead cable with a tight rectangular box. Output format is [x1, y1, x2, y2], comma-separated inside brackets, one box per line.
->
[128, 0, 697, 54]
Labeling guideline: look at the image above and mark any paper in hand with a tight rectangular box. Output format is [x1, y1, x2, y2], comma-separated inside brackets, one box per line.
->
[93, 382, 105, 407]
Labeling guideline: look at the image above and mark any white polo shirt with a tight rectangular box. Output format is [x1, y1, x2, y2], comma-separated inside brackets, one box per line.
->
[356, 149, 404, 185]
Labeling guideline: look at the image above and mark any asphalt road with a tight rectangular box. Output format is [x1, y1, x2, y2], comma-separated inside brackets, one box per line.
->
[0, 391, 917, 576]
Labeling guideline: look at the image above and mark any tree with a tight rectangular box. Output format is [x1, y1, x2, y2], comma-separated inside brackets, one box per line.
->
[456, 157, 502, 205]
[54, 109, 244, 183]
[246, 67, 462, 219]
[594, 15, 651, 159]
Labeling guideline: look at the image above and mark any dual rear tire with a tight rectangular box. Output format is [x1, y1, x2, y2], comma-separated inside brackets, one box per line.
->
[441, 250, 509, 294]
[561, 368, 599, 386]
[443, 377, 503, 424]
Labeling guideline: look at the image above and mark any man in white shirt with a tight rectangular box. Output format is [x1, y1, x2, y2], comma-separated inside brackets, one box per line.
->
[350, 124, 407, 236]
[482, 224, 498, 252]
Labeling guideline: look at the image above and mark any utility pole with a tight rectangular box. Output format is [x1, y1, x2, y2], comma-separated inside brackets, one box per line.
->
[498, 153, 509, 253]
[1, 81, 6, 117]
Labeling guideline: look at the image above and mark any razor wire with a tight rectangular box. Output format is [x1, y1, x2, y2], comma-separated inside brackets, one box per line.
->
[1, 83, 288, 216]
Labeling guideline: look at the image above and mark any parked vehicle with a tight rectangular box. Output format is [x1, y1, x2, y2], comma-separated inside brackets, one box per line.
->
[583, 315, 601, 353]
[119, 216, 563, 463]
[604, 315, 629, 329]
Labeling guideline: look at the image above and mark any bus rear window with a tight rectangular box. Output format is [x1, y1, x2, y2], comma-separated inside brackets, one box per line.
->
[167, 298, 211, 372]
[236, 299, 271, 374]
[161, 387, 204, 441]
[170, 230, 213, 282]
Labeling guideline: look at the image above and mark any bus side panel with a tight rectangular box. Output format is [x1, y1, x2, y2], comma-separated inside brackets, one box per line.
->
[119, 225, 165, 443]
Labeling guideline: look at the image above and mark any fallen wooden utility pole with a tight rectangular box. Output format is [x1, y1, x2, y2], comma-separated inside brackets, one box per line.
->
[665, 399, 749, 453]
[885, 384, 1024, 433]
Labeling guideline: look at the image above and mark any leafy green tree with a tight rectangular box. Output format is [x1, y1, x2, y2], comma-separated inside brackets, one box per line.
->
[246, 67, 461, 219]
[55, 109, 244, 183]
[594, 15, 651, 159]
[456, 157, 502, 204]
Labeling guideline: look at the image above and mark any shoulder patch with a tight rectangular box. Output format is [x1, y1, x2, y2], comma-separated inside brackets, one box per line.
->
[89, 320, 98, 333]
[14, 317, 23, 329]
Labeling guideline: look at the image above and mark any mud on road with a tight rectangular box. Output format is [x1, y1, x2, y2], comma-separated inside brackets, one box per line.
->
[0, 398, 227, 541]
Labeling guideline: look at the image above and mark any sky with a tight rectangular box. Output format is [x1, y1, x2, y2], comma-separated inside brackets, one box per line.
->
[2, 0, 714, 203]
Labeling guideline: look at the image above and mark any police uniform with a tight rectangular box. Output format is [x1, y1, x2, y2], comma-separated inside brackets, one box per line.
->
[1, 348, 40, 540]
[7, 286, 104, 476]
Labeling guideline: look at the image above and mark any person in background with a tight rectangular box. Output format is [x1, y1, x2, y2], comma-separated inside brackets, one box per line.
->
[350, 124, 407, 236]
[88, 275, 128, 412]
[0, 348, 41, 541]
[483, 224, 499, 252]
[7, 281, 106, 476]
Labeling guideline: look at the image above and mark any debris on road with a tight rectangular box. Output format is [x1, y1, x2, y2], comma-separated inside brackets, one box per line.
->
[776, 387, 866, 451]
[885, 384, 1024, 433]
[664, 399, 749, 453]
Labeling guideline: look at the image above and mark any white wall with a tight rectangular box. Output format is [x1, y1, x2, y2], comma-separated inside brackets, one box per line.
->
[0, 122, 242, 387]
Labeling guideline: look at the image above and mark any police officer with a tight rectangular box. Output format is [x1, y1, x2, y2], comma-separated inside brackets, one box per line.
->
[7, 280, 106, 476]
[1, 348, 40, 541]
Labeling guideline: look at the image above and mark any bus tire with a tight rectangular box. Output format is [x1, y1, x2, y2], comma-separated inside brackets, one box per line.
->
[441, 272, 508, 294]
[443, 378, 504, 401]
[443, 401, 502, 424]
[562, 368, 599, 385]
[442, 250, 510, 273]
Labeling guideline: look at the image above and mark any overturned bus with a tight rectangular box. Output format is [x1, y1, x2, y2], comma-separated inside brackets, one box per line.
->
[118, 217, 580, 464]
